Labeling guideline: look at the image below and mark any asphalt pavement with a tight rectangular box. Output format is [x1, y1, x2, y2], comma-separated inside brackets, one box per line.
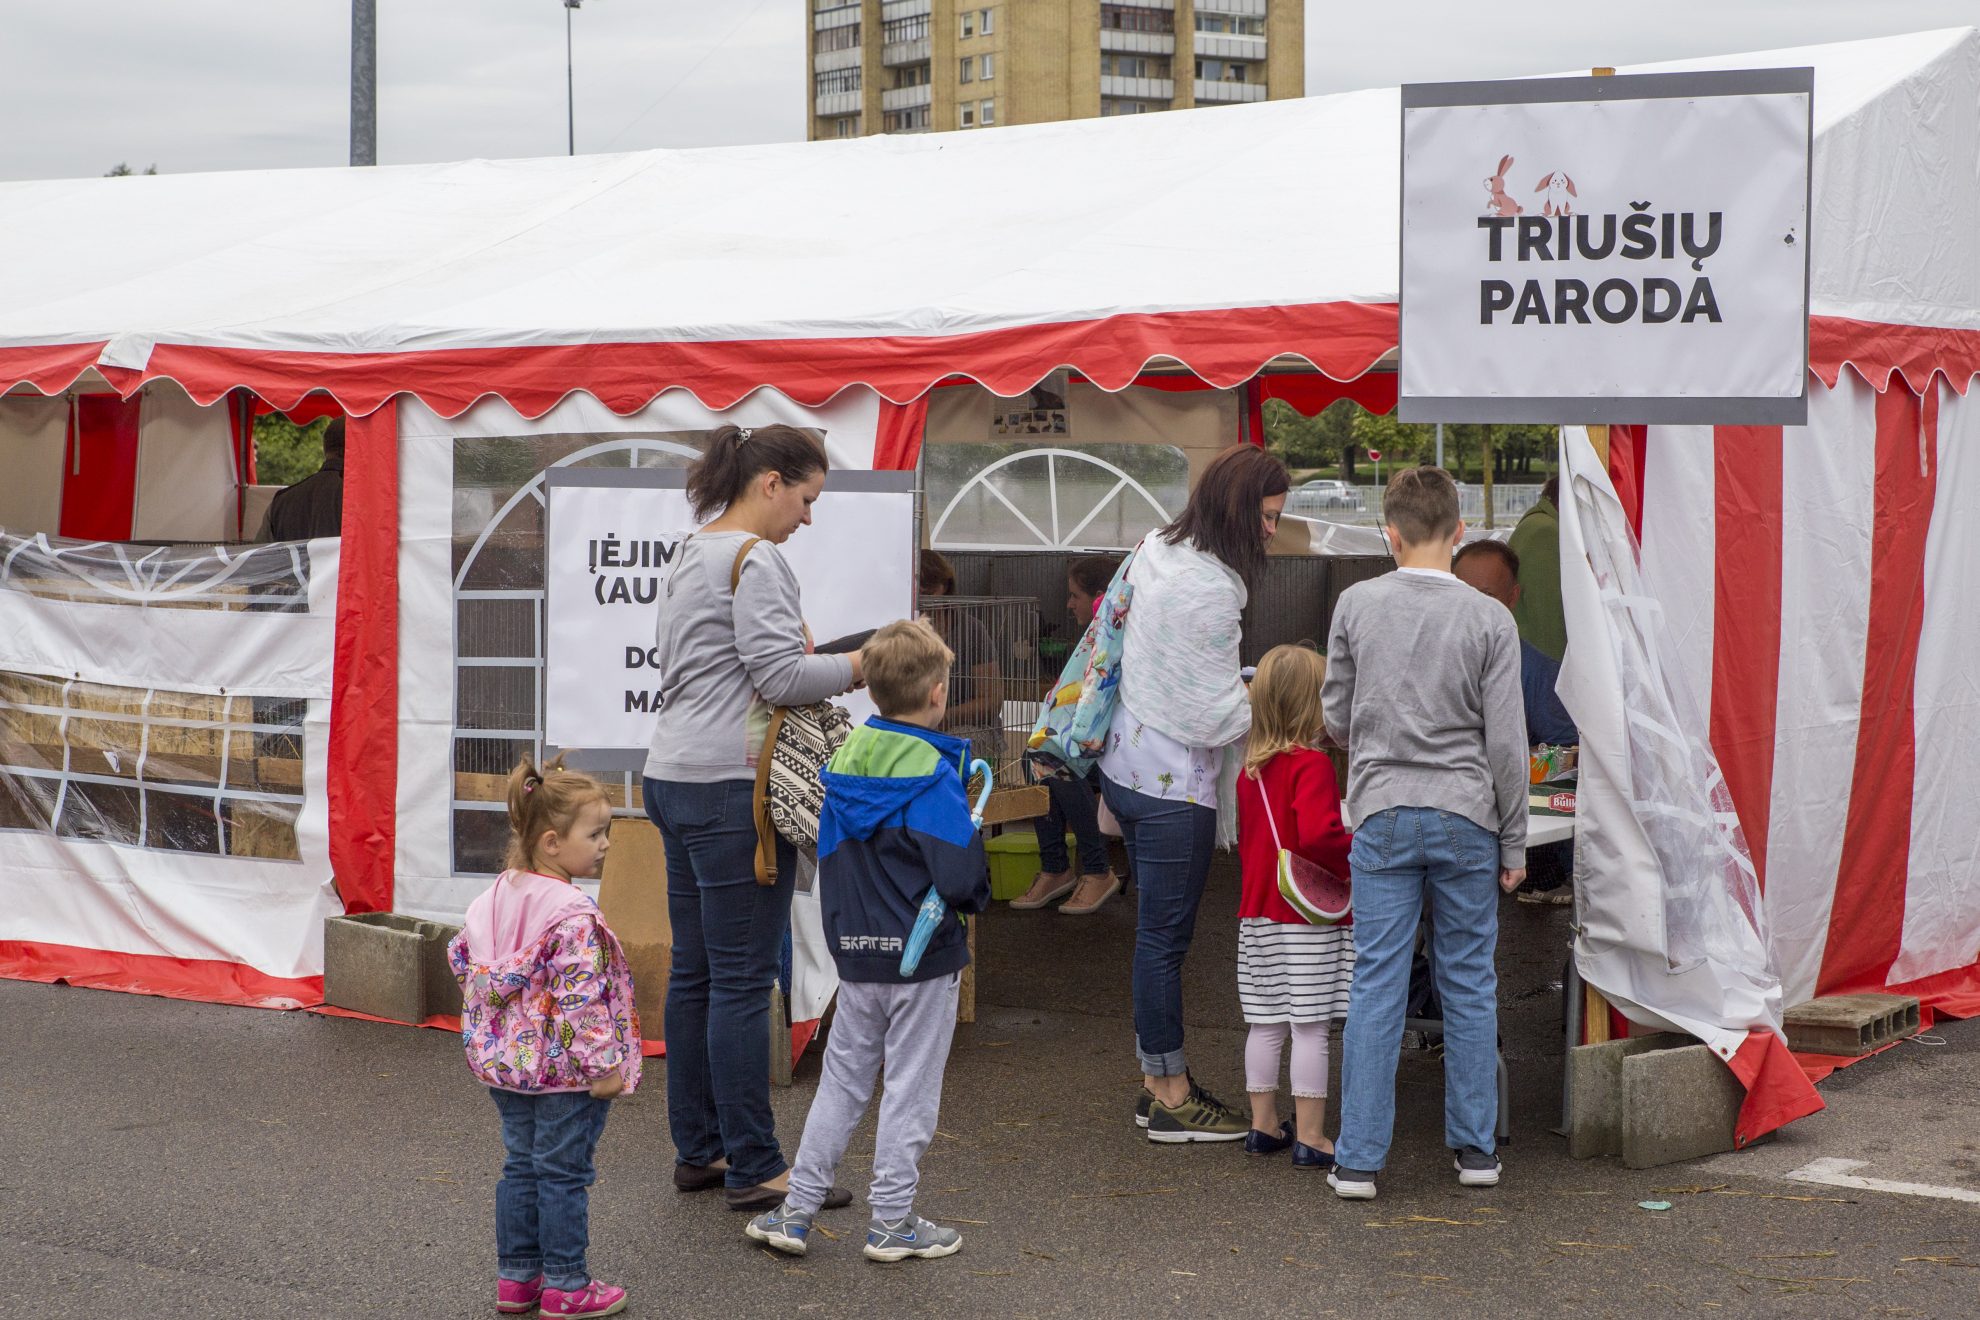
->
[5, 860, 1977, 1319]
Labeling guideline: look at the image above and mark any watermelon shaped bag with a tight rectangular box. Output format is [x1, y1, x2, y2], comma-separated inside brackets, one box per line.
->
[1024, 545, 1138, 782]
[1257, 773, 1351, 924]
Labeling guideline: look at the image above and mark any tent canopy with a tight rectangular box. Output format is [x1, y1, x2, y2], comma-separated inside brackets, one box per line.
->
[0, 28, 1973, 415]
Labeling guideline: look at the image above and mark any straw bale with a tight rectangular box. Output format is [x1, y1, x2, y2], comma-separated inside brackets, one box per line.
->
[226, 800, 299, 860]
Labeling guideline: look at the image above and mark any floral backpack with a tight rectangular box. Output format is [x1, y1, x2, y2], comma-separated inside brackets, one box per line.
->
[1025, 544, 1138, 782]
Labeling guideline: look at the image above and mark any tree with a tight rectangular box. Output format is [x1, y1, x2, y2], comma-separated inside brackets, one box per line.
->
[253, 415, 330, 486]
[104, 163, 158, 177]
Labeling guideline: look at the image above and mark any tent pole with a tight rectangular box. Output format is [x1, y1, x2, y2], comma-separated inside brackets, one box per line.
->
[566, 0, 579, 156]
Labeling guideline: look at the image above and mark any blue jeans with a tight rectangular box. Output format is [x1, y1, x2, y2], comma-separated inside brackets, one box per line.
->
[643, 777, 797, 1188]
[1033, 772, 1111, 876]
[1336, 807, 1502, 1172]
[1101, 778, 1216, 1077]
[490, 1088, 610, 1292]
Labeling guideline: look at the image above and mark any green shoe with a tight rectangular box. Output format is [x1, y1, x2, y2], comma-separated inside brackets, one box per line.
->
[1145, 1081, 1249, 1144]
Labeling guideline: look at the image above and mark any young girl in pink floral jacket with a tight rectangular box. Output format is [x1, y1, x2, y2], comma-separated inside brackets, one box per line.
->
[449, 756, 641, 1319]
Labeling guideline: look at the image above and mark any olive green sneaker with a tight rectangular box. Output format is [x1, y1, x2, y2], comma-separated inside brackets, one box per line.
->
[1145, 1082, 1249, 1144]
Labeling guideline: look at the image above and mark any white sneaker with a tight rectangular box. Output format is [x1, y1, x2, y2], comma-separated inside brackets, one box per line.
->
[1327, 1167, 1378, 1200]
[1454, 1149, 1502, 1187]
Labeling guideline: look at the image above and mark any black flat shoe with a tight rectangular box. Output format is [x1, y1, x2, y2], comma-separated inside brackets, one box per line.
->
[724, 1183, 855, 1212]
[674, 1161, 728, 1192]
[1292, 1142, 1337, 1169]
[1244, 1121, 1295, 1156]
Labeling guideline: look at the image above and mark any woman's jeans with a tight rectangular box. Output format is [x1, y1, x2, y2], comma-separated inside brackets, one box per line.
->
[1033, 771, 1111, 876]
[643, 777, 796, 1188]
[1100, 777, 1216, 1077]
[1335, 807, 1501, 1172]
[491, 1088, 611, 1292]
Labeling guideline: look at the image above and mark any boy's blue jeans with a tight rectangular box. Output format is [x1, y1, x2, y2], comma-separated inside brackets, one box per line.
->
[491, 1088, 611, 1291]
[644, 777, 797, 1189]
[1336, 806, 1502, 1172]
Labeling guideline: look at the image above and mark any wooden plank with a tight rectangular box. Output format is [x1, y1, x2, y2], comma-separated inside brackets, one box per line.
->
[958, 916, 977, 1025]
[978, 784, 1048, 826]
[1583, 983, 1614, 1044]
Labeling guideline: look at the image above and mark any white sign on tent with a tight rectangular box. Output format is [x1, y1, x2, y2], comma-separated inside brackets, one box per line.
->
[1398, 68, 1813, 424]
[542, 469, 918, 765]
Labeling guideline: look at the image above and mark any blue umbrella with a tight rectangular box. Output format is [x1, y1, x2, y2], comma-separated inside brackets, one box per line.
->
[899, 759, 992, 977]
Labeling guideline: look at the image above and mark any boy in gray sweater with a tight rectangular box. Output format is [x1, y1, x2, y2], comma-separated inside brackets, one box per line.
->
[1320, 466, 1528, 1201]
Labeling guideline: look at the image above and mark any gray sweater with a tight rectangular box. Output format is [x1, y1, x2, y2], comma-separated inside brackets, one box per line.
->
[1321, 569, 1529, 868]
[641, 531, 854, 784]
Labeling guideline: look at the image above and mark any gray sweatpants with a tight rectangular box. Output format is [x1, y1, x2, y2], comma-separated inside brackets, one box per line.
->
[785, 972, 961, 1221]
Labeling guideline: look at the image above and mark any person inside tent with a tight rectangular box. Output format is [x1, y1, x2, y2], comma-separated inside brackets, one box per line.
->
[259, 419, 346, 542]
[1505, 477, 1564, 664]
[1452, 538, 1576, 906]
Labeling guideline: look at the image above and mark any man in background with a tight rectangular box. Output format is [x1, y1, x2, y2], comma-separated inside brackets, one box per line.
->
[1453, 539, 1576, 905]
[1505, 477, 1564, 663]
[259, 419, 345, 541]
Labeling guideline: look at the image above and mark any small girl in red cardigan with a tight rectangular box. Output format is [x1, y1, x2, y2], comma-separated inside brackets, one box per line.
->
[1235, 644, 1355, 1168]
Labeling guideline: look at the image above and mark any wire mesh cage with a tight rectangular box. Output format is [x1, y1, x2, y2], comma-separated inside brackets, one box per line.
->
[917, 595, 1041, 794]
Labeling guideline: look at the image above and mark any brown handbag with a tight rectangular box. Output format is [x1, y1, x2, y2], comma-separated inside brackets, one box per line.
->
[730, 539, 853, 884]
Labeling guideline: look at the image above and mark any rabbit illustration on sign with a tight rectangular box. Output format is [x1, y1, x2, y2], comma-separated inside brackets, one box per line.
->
[1535, 170, 1578, 216]
[1483, 155, 1522, 216]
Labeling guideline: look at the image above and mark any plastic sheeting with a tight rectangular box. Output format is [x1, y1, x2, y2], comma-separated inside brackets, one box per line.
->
[1556, 429, 1785, 1057]
[0, 533, 341, 1002]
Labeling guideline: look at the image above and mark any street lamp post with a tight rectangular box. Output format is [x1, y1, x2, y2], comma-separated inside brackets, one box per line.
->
[565, 0, 582, 156]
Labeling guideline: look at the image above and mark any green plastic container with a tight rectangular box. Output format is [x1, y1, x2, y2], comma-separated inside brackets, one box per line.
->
[985, 831, 1076, 902]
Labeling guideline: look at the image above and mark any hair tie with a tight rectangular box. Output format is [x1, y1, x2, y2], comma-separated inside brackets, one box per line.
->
[737, 427, 754, 443]
[524, 779, 539, 794]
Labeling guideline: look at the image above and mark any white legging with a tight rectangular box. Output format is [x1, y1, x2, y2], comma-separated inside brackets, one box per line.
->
[1245, 1020, 1332, 1100]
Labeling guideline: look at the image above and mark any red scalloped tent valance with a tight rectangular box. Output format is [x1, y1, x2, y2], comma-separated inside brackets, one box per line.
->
[4, 309, 1977, 417]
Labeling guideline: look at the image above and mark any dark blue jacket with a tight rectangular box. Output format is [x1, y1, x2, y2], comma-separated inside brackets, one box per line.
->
[816, 717, 991, 984]
[1521, 641, 1580, 747]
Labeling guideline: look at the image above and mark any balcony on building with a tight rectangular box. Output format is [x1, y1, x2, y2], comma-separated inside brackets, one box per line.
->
[1099, 28, 1176, 55]
[1099, 75, 1176, 101]
[884, 38, 932, 65]
[1193, 77, 1266, 103]
[813, 3, 861, 31]
[814, 46, 862, 74]
[815, 90, 863, 118]
[880, 0, 932, 19]
[1194, 0, 1266, 14]
[1193, 32, 1267, 62]
[882, 83, 933, 112]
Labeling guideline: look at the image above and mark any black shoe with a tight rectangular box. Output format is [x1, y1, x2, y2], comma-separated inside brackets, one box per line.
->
[725, 1183, 854, 1212]
[1134, 1087, 1155, 1130]
[1292, 1142, 1337, 1170]
[674, 1161, 727, 1193]
[1244, 1121, 1295, 1155]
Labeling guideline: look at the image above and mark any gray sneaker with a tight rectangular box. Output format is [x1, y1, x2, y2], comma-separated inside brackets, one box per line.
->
[864, 1213, 962, 1262]
[1455, 1147, 1502, 1187]
[744, 1202, 814, 1256]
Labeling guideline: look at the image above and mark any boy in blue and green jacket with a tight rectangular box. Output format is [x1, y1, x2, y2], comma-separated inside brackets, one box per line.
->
[746, 619, 989, 1264]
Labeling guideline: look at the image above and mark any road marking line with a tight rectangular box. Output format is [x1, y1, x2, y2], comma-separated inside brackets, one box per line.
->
[1784, 1157, 1980, 1205]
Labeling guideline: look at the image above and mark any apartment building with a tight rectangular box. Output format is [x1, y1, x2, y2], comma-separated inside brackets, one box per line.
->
[807, 0, 1304, 139]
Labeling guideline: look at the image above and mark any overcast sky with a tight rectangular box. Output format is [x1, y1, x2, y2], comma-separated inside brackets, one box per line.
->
[2, 1, 1972, 181]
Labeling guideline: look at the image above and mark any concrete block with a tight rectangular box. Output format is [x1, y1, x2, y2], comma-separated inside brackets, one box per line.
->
[1783, 993, 1920, 1056]
[1620, 1043, 1745, 1169]
[1566, 1032, 1687, 1160]
[324, 913, 461, 1024]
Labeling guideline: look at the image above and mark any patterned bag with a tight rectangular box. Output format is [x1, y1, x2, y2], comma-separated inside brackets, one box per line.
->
[731, 540, 854, 884]
[1024, 544, 1138, 782]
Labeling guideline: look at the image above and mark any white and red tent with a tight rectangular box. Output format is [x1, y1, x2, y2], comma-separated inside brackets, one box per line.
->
[0, 28, 1974, 1139]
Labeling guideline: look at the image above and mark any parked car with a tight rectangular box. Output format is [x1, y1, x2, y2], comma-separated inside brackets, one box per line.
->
[1292, 479, 1367, 511]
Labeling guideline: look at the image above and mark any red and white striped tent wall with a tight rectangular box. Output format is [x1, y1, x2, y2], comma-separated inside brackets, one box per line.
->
[0, 29, 1975, 1139]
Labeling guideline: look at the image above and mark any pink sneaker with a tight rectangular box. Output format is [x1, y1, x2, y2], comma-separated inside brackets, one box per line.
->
[497, 1276, 543, 1314]
[541, 1280, 628, 1318]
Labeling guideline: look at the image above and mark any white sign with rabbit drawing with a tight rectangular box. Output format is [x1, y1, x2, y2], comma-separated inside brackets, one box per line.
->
[1399, 68, 1812, 424]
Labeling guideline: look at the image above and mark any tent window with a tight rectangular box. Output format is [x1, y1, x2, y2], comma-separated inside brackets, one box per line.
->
[925, 443, 1187, 551]
[449, 433, 710, 877]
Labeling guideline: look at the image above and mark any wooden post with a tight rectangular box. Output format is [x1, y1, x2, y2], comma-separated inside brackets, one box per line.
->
[1587, 423, 1611, 468]
[769, 985, 793, 1087]
[1583, 982, 1614, 1044]
[958, 916, 977, 1024]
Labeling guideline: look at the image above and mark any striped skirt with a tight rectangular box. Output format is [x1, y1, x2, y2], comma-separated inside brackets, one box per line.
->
[1236, 917, 1356, 1024]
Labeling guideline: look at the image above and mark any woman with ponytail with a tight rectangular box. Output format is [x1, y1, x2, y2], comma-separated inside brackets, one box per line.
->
[642, 424, 861, 1212]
